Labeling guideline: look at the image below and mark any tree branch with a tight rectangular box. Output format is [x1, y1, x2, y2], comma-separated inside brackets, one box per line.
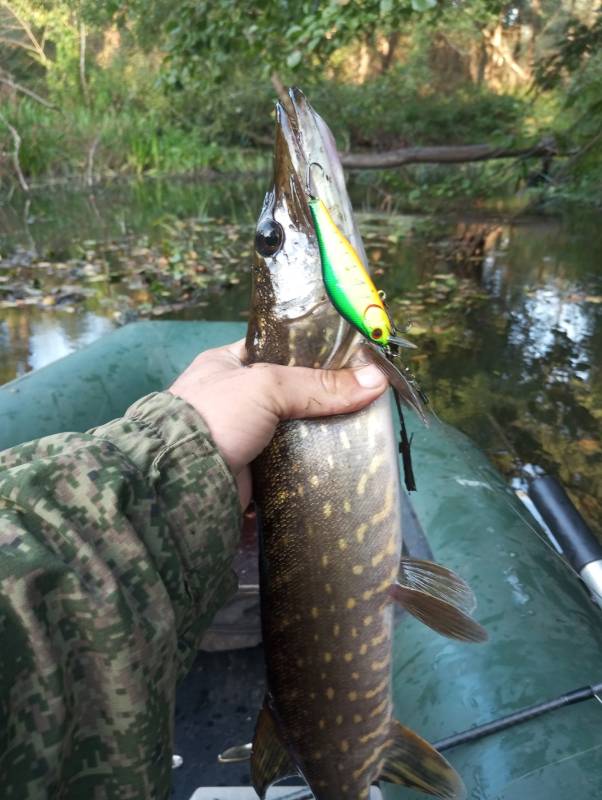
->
[79, 20, 90, 107]
[340, 140, 559, 170]
[0, 111, 29, 191]
[1, 1, 51, 67]
[85, 132, 101, 186]
[0, 70, 56, 109]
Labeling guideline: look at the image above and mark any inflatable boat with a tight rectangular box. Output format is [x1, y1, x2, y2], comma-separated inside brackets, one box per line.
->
[0, 320, 600, 800]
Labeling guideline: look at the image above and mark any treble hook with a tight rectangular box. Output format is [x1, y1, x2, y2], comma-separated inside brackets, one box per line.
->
[305, 161, 325, 198]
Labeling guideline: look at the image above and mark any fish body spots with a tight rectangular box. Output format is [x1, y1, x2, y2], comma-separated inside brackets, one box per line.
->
[340, 740, 350, 753]
[323, 652, 332, 663]
[325, 583, 333, 595]
[371, 481, 395, 525]
[353, 713, 363, 723]
[346, 598, 357, 610]
[359, 643, 368, 655]
[323, 502, 333, 518]
[343, 499, 352, 513]
[365, 676, 389, 699]
[363, 615, 373, 626]
[359, 720, 389, 745]
[325, 687, 335, 700]
[371, 630, 387, 647]
[321, 554, 329, 568]
[310, 475, 320, 487]
[333, 623, 340, 636]
[368, 453, 385, 475]
[340, 431, 351, 449]
[318, 719, 326, 730]
[336, 714, 343, 726]
[338, 538, 348, 551]
[369, 697, 389, 718]
[362, 589, 374, 601]
[352, 564, 364, 575]
[297, 484, 305, 497]
[311, 607, 319, 619]
[372, 550, 386, 567]
[356, 473, 369, 496]
[327, 455, 335, 469]
[344, 652, 353, 663]
[355, 523, 368, 543]
[348, 691, 358, 702]
[371, 656, 388, 672]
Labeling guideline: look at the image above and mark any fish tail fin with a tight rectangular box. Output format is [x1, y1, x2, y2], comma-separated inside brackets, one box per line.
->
[380, 720, 466, 799]
[250, 699, 297, 798]
[391, 557, 488, 643]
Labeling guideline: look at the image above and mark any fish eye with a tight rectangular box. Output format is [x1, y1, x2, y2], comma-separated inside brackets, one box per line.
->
[255, 218, 284, 257]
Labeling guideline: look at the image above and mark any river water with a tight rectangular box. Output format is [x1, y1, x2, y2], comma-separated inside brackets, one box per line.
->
[1, 177, 600, 539]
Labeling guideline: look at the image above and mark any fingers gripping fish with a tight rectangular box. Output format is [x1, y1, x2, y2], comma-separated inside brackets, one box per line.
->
[229, 88, 487, 800]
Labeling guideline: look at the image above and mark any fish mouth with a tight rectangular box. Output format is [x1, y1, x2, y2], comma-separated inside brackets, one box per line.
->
[273, 87, 367, 264]
[246, 88, 362, 367]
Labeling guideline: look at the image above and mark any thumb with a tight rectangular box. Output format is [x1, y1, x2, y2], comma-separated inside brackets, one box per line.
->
[268, 363, 388, 420]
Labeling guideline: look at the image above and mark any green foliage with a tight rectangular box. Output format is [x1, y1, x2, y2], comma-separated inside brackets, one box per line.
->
[308, 72, 527, 149]
[0, 0, 600, 209]
[532, 11, 602, 205]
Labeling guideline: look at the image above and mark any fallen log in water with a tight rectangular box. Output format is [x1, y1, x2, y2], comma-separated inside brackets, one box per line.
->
[340, 139, 559, 169]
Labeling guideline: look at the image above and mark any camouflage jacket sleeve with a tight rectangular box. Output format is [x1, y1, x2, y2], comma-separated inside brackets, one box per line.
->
[0, 391, 241, 800]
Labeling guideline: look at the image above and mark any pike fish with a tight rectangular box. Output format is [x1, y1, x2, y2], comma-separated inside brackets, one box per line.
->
[238, 88, 486, 800]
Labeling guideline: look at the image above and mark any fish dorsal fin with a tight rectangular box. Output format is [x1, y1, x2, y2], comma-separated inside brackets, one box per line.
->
[380, 720, 466, 799]
[251, 700, 298, 798]
[391, 557, 487, 643]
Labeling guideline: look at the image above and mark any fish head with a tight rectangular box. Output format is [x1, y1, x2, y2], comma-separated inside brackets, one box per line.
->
[246, 87, 365, 368]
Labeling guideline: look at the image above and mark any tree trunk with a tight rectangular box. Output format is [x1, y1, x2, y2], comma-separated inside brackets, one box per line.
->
[79, 21, 90, 108]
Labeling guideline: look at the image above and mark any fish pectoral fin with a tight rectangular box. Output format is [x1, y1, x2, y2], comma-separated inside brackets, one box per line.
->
[362, 343, 428, 425]
[391, 557, 488, 643]
[251, 700, 298, 799]
[380, 720, 466, 799]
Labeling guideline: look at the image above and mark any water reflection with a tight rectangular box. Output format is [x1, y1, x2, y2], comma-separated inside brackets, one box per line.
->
[0, 308, 115, 381]
[0, 180, 600, 541]
[27, 313, 115, 371]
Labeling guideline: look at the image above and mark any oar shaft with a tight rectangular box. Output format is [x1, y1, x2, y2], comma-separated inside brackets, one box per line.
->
[435, 682, 602, 751]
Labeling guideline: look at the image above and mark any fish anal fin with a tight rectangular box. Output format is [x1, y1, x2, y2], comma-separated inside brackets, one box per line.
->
[380, 720, 466, 800]
[250, 700, 297, 798]
[391, 581, 487, 643]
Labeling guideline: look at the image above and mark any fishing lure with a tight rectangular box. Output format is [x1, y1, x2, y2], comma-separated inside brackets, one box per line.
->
[308, 178, 427, 491]
[308, 194, 410, 349]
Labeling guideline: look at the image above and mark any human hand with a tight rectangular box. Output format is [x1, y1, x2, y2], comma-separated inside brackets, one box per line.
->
[168, 339, 388, 508]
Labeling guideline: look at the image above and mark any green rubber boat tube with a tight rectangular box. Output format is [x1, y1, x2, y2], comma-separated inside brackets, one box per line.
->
[0, 321, 600, 799]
